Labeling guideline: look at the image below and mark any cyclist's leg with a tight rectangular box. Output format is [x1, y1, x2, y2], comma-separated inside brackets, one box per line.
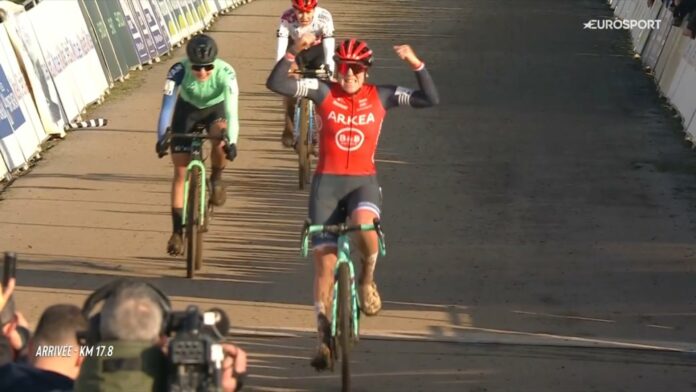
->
[298, 44, 324, 155]
[283, 95, 297, 147]
[204, 102, 228, 206]
[347, 176, 383, 315]
[309, 174, 345, 369]
[167, 99, 196, 255]
[299, 43, 326, 70]
[281, 38, 299, 147]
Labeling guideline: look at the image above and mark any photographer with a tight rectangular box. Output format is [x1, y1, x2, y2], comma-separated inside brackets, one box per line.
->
[75, 280, 247, 392]
[0, 304, 87, 391]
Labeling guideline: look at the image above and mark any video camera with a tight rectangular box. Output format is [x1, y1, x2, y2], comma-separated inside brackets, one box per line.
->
[165, 305, 230, 392]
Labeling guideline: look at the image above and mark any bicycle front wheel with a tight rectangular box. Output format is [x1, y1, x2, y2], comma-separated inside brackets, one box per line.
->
[297, 99, 311, 190]
[186, 167, 201, 279]
[337, 263, 352, 391]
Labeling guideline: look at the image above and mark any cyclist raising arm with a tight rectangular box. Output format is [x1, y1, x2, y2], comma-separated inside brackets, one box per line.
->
[275, 0, 335, 148]
[156, 34, 239, 256]
[266, 35, 439, 370]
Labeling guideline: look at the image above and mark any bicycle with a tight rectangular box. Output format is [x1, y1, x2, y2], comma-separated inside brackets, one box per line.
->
[159, 125, 224, 278]
[289, 67, 330, 190]
[300, 218, 387, 391]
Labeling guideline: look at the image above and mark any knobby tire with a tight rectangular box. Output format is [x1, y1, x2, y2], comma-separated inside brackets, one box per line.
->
[337, 263, 352, 391]
[298, 99, 311, 190]
[186, 168, 201, 278]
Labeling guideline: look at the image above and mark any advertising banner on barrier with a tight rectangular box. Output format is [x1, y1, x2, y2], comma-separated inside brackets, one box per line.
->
[119, 0, 153, 63]
[0, 28, 45, 147]
[145, 0, 174, 52]
[64, 0, 110, 106]
[124, 0, 159, 60]
[630, 0, 658, 54]
[657, 31, 690, 94]
[642, 5, 670, 69]
[668, 62, 696, 127]
[95, 0, 142, 70]
[27, 0, 109, 121]
[155, 0, 184, 46]
[684, 39, 696, 68]
[196, 0, 213, 25]
[27, 1, 82, 121]
[169, 0, 193, 38]
[79, 0, 124, 83]
[687, 108, 696, 142]
[131, 0, 170, 57]
[182, 0, 205, 32]
[210, 0, 223, 14]
[3, 12, 66, 135]
[0, 29, 41, 172]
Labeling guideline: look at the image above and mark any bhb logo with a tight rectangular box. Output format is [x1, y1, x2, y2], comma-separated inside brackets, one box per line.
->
[335, 128, 364, 152]
[583, 19, 661, 30]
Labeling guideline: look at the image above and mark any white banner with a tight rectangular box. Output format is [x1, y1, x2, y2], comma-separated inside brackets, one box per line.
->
[0, 28, 41, 172]
[0, 28, 45, 147]
[27, 0, 108, 122]
[2, 12, 66, 135]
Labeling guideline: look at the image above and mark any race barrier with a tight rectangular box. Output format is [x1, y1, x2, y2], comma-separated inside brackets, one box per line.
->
[0, 0, 254, 183]
[610, 0, 696, 144]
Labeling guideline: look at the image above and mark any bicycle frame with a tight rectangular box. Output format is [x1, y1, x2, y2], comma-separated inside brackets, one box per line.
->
[293, 98, 315, 144]
[301, 222, 387, 339]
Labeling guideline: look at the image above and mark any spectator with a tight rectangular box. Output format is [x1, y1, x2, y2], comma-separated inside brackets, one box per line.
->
[0, 304, 87, 392]
[0, 278, 29, 364]
[75, 280, 247, 392]
[0, 277, 14, 366]
[1, 297, 31, 362]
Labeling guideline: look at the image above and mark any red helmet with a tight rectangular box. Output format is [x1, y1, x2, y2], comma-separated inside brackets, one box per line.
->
[292, 0, 318, 12]
[334, 39, 374, 66]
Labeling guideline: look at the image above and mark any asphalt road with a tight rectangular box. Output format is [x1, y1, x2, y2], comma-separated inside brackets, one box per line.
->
[2, 0, 696, 390]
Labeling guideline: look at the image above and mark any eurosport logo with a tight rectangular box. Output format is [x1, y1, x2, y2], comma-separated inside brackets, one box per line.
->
[583, 19, 661, 30]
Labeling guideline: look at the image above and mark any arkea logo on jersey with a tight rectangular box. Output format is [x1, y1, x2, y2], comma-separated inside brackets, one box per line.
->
[327, 111, 375, 126]
[335, 128, 365, 152]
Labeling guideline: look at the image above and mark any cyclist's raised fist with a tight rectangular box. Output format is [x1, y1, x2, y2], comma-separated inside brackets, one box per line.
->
[393, 44, 423, 70]
[293, 33, 317, 53]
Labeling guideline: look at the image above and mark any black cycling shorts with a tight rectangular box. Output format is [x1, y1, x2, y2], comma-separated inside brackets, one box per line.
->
[170, 98, 225, 153]
[309, 174, 382, 247]
[288, 39, 325, 70]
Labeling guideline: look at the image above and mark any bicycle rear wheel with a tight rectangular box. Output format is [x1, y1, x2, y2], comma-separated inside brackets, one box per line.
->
[337, 263, 352, 391]
[186, 167, 201, 278]
[297, 99, 312, 190]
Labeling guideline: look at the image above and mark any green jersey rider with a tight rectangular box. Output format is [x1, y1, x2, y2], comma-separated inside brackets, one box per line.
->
[156, 34, 239, 256]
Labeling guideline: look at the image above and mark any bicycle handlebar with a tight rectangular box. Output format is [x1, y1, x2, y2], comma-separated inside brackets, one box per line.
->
[289, 68, 331, 79]
[300, 218, 386, 257]
[158, 128, 226, 158]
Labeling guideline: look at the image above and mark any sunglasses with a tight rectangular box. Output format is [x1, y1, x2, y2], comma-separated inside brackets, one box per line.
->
[337, 62, 367, 76]
[191, 64, 214, 72]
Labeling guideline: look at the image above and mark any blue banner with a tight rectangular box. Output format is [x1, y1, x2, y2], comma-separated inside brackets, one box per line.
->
[0, 64, 25, 139]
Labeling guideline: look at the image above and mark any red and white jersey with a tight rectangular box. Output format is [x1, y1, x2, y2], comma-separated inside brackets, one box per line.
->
[276, 6, 334, 42]
[315, 83, 387, 176]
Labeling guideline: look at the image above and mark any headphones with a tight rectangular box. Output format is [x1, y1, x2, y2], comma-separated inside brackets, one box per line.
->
[79, 278, 172, 345]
